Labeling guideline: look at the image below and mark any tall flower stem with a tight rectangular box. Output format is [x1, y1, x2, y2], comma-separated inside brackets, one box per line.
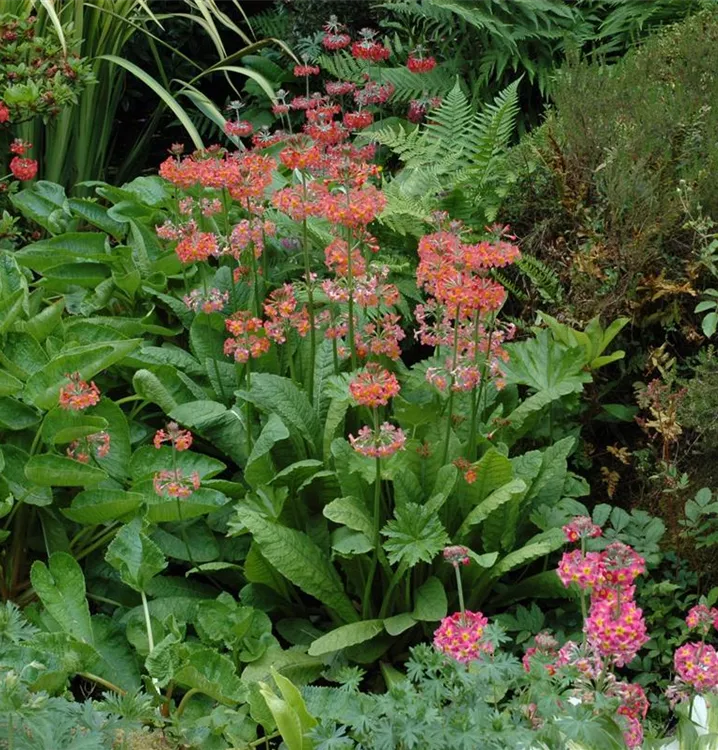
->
[455, 563, 466, 617]
[201, 267, 227, 403]
[345, 225, 358, 370]
[172, 446, 194, 567]
[441, 304, 462, 465]
[362, 407, 382, 618]
[301, 179, 316, 400]
[245, 359, 253, 454]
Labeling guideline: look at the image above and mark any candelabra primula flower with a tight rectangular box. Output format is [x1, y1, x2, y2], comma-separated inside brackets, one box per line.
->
[153, 469, 201, 499]
[562, 515, 603, 543]
[349, 423, 406, 458]
[349, 364, 400, 407]
[153, 423, 193, 452]
[433, 610, 493, 664]
[585, 598, 649, 667]
[686, 604, 718, 634]
[59, 372, 101, 411]
[674, 642, 718, 692]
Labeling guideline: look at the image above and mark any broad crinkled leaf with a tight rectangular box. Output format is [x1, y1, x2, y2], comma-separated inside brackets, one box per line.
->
[23, 339, 141, 409]
[173, 644, 247, 705]
[242, 511, 358, 623]
[245, 414, 290, 488]
[30, 552, 94, 645]
[25, 454, 107, 487]
[105, 518, 167, 593]
[459, 479, 527, 539]
[323, 496, 373, 537]
[412, 576, 448, 621]
[237, 374, 320, 452]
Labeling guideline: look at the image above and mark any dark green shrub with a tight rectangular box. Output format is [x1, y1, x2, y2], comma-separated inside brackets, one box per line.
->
[504, 9, 718, 327]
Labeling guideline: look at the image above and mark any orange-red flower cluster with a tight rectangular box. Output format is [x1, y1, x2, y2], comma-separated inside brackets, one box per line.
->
[59, 372, 101, 411]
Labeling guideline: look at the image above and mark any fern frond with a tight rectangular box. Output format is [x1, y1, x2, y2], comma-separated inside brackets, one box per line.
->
[318, 51, 370, 83]
[372, 65, 456, 101]
[492, 269, 528, 302]
[517, 253, 563, 303]
[423, 80, 473, 163]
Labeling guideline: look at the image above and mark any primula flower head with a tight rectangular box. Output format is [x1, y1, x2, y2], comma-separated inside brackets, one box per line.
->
[349, 364, 400, 407]
[407, 50, 437, 73]
[674, 642, 718, 692]
[9, 156, 38, 181]
[601, 541, 646, 588]
[67, 431, 110, 463]
[153, 468, 201, 499]
[433, 610, 493, 664]
[0, 102, 10, 122]
[562, 515, 603, 543]
[59, 372, 101, 411]
[585, 598, 648, 667]
[183, 287, 229, 314]
[349, 422, 406, 458]
[557, 549, 604, 590]
[443, 545, 470, 567]
[153, 422, 193, 452]
[685, 604, 718, 634]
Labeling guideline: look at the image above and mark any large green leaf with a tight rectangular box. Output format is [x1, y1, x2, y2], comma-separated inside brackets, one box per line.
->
[323, 496, 373, 537]
[129, 445, 225, 481]
[308, 620, 384, 656]
[0, 397, 41, 430]
[105, 518, 167, 593]
[173, 644, 247, 705]
[14, 232, 110, 273]
[30, 552, 94, 645]
[458, 479, 527, 538]
[242, 511, 358, 623]
[237, 374, 320, 452]
[23, 339, 141, 409]
[465, 448, 513, 506]
[40, 407, 108, 444]
[63, 489, 143, 525]
[245, 413, 290, 488]
[412, 576, 448, 621]
[91, 615, 142, 691]
[25, 454, 108, 487]
[132, 366, 205, 413]
[143, 486, 229, 523]
[2, 445, 52, 506]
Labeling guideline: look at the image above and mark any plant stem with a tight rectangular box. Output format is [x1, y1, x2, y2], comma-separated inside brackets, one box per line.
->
[174, 688, 200, 718]
[378, 561, 408, 619]
[78, 672, 126, 695]
[114, 394, 144, 406]
[301, 182, 316, 401]
[141, 590, 155, 653]
[249, 733, 280, 748]
[441, 304, 462, 465]
[74, 524, 119, 561]
[345, 225, 358, 370]
[245, 359, 253, 454]
[362, 409, 383, 619]
[455, 564, 466, 616]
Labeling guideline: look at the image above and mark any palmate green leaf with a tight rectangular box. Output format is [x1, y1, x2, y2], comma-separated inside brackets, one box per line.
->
[30, 552, 94, 645]
[503, 329, 590, 393]
[63, 489, 143, 525]
[237, 373, 320, 453]
[382, 503, 450, 568]
[23, 339, 142, 410]
[25, 454, 108, 487]
[105, 518, 167, 593]
[308, 620, 384, 656]
[242, 510, 358, 623]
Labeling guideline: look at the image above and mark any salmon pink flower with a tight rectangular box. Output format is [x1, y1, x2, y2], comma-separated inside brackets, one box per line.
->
[154, 422, 193, 451]
[59, 372, 101, 411]
[294, 63, 320, 76]
[153, 469, 201, 499]
[349, 423, 406, 458]
[349, 364, 400, 407]
[322, 16, 351, 50]
[0, 102, 9, 122]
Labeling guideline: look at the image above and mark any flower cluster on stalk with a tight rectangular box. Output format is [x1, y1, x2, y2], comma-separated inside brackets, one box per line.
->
[58, 372, 101, 411]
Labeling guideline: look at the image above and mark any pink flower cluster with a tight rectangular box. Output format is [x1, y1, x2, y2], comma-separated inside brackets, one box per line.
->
[686, 604, 718, 635]
[668, 607, 718, 703]
[433, 610, 494, 664]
